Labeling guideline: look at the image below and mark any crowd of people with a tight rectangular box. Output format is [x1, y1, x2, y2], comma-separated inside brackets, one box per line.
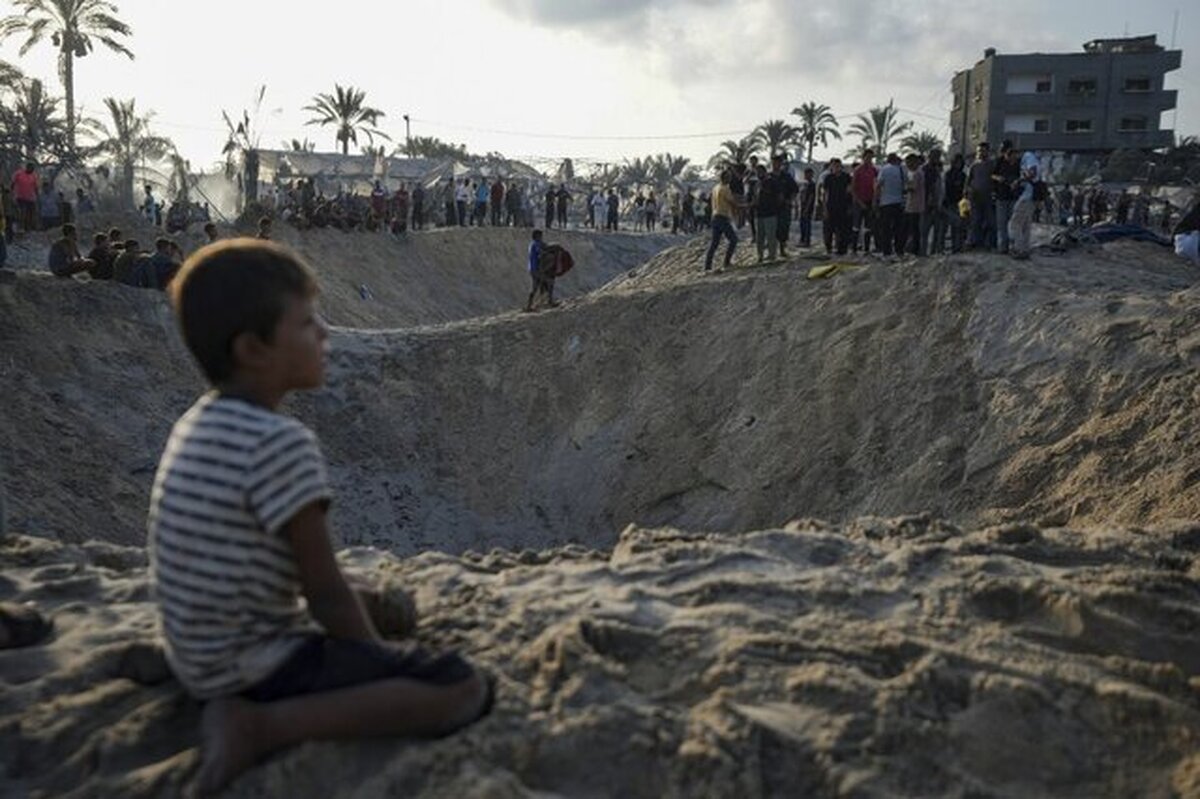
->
[39, 221, 221, 289]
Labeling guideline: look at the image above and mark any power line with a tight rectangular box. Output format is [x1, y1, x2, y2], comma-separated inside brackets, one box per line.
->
[407, 117, 754, 142]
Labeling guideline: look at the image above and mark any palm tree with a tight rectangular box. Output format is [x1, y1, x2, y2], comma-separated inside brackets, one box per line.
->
[1, 78, 70, 163]
[304, 84, 390, 155]
[88, 96, 172, 209]
[0, 59, 22, 88]
[706, 133, 763, 171]
[399, 135, 468, 160]
[648, 152, 690, 183]
[620, 156, 652, 187]
[899, 130, 944, 157]
[222, 85, 268, 207]
[0, 0, 134, 149]
[847, 100, 912, 159]
[791, 102, 841, 164]
[284, 137, 316, 152]
[754, 119, 799, 158]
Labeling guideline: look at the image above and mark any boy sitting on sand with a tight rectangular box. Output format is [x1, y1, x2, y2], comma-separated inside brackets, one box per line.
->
[148, 239, 491, 794]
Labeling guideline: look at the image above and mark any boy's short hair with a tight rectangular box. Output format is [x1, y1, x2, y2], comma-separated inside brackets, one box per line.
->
[62, 223, 76, 237]
[170, 239, 319, 384]
[531, 229, 543, 240]
[93, 233, 107, 245]
[156, 237, 172, 251]
[108, 227, 122, 239]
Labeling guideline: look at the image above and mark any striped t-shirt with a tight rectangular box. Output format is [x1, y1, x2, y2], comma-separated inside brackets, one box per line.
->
[147, 393, 332, 699]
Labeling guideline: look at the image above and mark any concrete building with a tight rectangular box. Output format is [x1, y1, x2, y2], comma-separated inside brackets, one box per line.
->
[949, 35, 1182, 158]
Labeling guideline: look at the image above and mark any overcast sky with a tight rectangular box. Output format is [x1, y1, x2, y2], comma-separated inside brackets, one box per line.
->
[1, 0, 1195, 173]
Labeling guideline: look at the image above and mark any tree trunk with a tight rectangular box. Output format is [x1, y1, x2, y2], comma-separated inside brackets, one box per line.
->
[122, 162, 134, 210]
[62, 41, 75, 151]
[244, 149, 259, 204]
[807, 138, 814, 165]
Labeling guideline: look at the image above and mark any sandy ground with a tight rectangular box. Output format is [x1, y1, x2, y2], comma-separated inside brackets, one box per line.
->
[3, 227, 1200, 797]
[2, 214, 680, 328]
[4, 234, 1200, 552]
[3, 517, 1199, 798]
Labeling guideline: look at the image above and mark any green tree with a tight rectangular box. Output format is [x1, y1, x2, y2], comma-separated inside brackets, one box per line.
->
[87, 96, 172, 209]
[847, 100, 912, 159]
[791, 101, 841, 164]
[0, 0, 134, 150]
[283, 137, 316, 152]
[754, 118, 799, 158]
[0, 77, 70, 165]
[398, 135, 469, 160]
[649, 152, 690, 183]
[304, 84, 389, 155]
[899, 130, 944, 157]
[706, 133, 763, 171]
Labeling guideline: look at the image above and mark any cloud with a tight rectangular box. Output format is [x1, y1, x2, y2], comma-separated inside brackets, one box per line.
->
[489, 0, 1070, 91]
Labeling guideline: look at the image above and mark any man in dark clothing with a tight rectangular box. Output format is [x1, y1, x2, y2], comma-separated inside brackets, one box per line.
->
[606, 190, 619, 231]
[544, 187, 556, 229]
[773, 154, 799, 258]
[798, 168, 816, 247]
[112, 239, 142, 285]
[556, 185, 570, 228]
[86, 232, 115, 280]
[944, 154, 967, 252]
[524, 229, 559, 311]
[411, 183, 425, 230]
[992, 147, 1020, 253]
[47, 224, 92, 277]
[138, 237, 180, 290]
[753, 163, 780, 262]
[967, 142, 995, 249]
[490, 179, 504, 227]
[820, 159, 853, 255]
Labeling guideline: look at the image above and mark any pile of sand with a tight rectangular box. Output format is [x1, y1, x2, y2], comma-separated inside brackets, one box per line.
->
[3, 229, 1200, 796]
[5, 235, 1200, 552]
[2, 516, 1198, 798]
[2, 216, 680, 328]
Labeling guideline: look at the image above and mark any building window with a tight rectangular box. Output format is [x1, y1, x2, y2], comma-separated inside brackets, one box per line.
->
[1065, 119, 1093, 133]
[1004, 115, 1051, 134]
[1034, 119, 1050, 133]
[1123, 77, 1152, 92]
[1067, 78, 1098, 95]
[1006, 74, 1053, 95]
[1119, 116, 1149, 131]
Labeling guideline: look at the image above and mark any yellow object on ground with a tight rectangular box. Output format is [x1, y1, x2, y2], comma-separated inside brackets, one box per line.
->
[807, 263, 862, 280]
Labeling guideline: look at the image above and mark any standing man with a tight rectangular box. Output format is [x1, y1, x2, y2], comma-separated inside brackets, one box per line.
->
[967, 142, 995, 249]
[524, 229, 559, 311]
[798, 168, 816, 248]
[11, 163, 38, 233]
[544, 185, 556, 229]
[992, 144, 1020, 253]
[943, 153, 966, 252]
[851, 149, 879, 253]
[773, 154, 798, 258]
[819, 159, 853, 256]
[704, 169, 741, 272]
[490, 178, 504, 227]
[753, 163, 780, 262]
[411, 182, 425, 230]
[921, 149, 946, 255]
[592, 190, 607, 233]
[1009, 151, 1038, 260]
[875, 153, 906, 256]
[902, 154, 926, 256]
[455, 178, 470, 227]
[556, 184, 570, 228]
[606, 189, 620, 232]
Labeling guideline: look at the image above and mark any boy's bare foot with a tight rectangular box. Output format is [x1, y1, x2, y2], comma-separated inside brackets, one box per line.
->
[197, 698, 264, 795]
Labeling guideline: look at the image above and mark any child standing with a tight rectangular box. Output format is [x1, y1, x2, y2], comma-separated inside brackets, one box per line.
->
[150, 239, 490, 794]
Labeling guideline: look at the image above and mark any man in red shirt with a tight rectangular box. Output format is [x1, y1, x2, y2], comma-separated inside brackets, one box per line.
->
[851, 149, 878, 254]
[11, 162, 39, 233]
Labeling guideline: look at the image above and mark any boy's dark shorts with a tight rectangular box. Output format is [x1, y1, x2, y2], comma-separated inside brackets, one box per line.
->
[242, 634, 477, 702]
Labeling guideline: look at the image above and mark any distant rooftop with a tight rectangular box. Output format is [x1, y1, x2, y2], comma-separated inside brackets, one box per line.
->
[1082, 35, 1165, 54]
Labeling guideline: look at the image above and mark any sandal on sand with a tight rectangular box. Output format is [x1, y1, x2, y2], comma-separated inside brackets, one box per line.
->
[0, 603, 53, 649]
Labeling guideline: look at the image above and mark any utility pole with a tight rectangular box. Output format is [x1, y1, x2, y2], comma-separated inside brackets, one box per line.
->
[403, 114, 411, 154]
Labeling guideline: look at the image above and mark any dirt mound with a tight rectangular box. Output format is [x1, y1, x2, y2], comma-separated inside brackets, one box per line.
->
[3, 216, 680, 328]
[3, 516, 1199, 798]
[5, 241, 1200, 552]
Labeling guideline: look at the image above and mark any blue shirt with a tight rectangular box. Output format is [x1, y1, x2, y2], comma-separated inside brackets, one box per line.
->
[528, 240, 543, 274]
[476, 184, 489, 203]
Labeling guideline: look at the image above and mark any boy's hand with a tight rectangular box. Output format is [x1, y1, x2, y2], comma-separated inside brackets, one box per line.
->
[285, 502, 379, 642]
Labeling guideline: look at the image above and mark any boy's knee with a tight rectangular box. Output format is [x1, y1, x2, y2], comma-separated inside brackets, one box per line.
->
[442, 668, 490, 732]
